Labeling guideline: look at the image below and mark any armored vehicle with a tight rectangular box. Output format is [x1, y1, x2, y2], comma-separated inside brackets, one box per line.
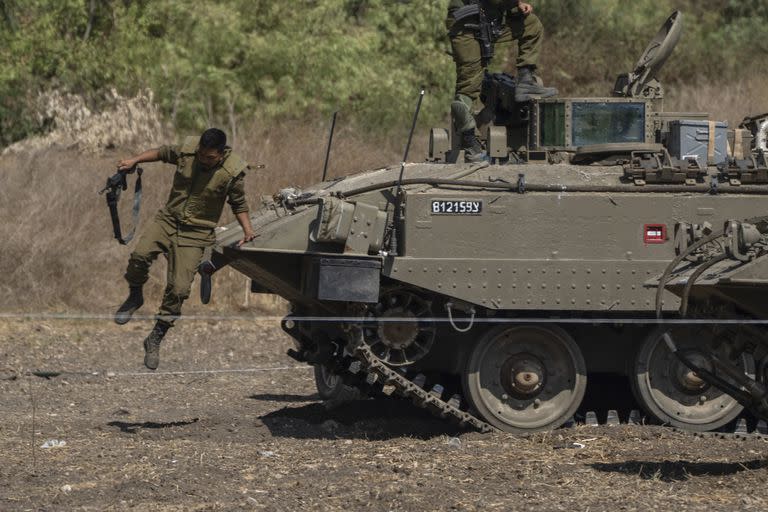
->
[206, 12, 768, 433]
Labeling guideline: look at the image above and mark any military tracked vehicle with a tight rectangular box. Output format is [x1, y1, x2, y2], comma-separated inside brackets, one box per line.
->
[206, 11, 768, 433]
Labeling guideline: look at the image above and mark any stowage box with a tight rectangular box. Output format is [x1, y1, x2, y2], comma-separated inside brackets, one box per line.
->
[312, 257, 381, 303]
[668, 120, 728, 164]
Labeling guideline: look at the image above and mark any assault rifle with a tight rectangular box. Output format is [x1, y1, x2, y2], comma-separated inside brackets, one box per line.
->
[451, 2, 502, 66]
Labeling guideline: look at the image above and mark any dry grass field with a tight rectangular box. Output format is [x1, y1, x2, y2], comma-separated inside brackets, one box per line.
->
[1, 77, 766, 315]
[0, 116, 421, 315]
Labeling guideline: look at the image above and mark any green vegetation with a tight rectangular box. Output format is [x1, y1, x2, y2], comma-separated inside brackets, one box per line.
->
[0, 0, 766, 147]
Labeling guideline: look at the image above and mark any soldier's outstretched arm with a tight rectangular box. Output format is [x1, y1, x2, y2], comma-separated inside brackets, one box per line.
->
[235, 212, 256, 247]
[116, 148, 162, 172]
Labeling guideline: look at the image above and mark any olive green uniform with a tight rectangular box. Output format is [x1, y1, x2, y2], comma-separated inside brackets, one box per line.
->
[447, 0, 544, 131]
[124, 136, 249, 324]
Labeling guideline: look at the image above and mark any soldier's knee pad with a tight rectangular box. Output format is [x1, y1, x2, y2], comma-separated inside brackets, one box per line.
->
[454, 94, 474, 109]
[451, 97, 476, 133]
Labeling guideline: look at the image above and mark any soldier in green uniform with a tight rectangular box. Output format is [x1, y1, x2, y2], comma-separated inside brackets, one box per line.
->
[113, 128, 255, 370]
[447, 0, 558, 161]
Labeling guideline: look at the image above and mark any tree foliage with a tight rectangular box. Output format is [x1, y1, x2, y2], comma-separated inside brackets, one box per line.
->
[0, 0, 766, 147]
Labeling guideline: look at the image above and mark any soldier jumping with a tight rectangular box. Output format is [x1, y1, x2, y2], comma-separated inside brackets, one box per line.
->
[113, 128, 256, 370]
[447, 0, 558, 162]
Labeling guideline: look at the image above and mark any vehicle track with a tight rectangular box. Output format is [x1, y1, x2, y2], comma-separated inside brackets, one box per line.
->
[321, 323, 768, 439]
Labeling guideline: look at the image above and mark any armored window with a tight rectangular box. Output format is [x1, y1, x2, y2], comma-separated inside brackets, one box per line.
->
[539, 102, 566, 147]
[571, 102, 646, 147]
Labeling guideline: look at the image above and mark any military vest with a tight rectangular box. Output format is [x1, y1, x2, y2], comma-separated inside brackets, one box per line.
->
[163, 136, 248, 229]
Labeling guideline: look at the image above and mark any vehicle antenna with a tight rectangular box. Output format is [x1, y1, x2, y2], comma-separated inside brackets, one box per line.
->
[396, 89, 425, 192]
[321, 111, 338, 182]
[389, 88, 426, 255]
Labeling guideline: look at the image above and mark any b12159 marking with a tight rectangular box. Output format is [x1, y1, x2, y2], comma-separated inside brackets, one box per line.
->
[431, 200, 483, 215]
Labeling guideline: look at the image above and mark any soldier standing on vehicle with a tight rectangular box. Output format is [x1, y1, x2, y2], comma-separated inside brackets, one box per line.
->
[113, 128, 256, 370]
[447, 0, 557, 162]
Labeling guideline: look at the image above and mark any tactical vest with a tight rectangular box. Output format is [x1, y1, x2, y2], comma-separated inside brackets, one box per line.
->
[163, 136, 248, 228]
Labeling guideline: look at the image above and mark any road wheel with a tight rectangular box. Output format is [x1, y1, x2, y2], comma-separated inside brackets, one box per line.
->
[463, 325, 587, 433]
[630, 326, 753, 431]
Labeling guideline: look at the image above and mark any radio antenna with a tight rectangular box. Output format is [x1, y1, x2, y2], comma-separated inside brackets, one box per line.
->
[396, 89, 425, 193]
[321, 111, 338, 182]
[389, 88, 426, 255]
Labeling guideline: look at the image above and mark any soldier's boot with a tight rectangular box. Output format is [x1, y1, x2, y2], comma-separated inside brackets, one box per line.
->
[143, 321, 170, 370]
[515, 66, 558, 102]
[461, 130, 487, 163]
[114, 286, 144, 325]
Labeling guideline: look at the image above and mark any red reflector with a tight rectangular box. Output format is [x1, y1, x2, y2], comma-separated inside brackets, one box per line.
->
[644, 224, 667, 244]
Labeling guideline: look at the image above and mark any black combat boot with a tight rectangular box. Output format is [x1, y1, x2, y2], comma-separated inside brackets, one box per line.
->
[461, 130, 488, 163]
[115, 286, 144, 325]
[515, 66, 558, 102]
[143, 321, 170, 370]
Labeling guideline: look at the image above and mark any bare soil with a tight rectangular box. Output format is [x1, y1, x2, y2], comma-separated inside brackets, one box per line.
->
[1, 319, 767, 511]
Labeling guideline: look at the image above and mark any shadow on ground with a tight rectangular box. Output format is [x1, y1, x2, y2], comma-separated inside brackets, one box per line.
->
[591, 459, 768, 482]
[260, 396, 467, 441]
[248, 393, 321, 403]
[107, 418, 200, 434]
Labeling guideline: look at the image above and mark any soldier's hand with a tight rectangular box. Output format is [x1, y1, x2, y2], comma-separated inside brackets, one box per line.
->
[117, 158, 137, 172]
[519, 2, 533, 15]
[237, 231, 257, 247]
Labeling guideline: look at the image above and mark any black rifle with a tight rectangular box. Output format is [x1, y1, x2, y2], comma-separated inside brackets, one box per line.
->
[451, 2, 502, 66]
[99, 166, 143, 245]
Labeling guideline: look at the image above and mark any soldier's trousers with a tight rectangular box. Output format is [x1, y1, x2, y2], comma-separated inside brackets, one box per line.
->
[450, 12, 544, 105]
[124, 214, 209, 325]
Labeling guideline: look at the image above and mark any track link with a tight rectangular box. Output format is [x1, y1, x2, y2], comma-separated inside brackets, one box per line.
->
[343, 324, 495, 433]
[327, 347, 768, 438]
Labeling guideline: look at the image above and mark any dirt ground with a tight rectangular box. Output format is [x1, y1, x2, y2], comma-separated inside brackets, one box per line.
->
[1, 319, 767, 511]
